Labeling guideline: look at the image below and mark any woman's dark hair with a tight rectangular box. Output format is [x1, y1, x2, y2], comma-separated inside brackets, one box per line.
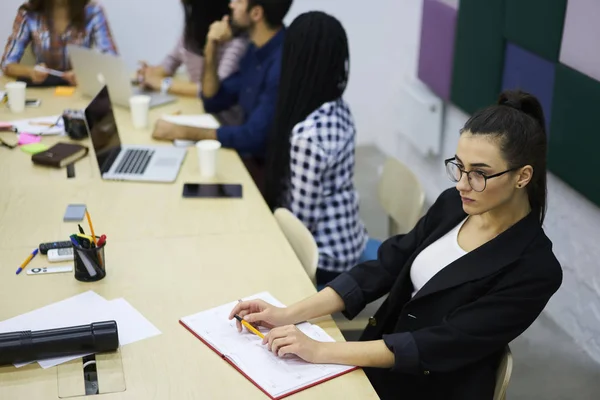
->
[462, 90, 548, 224]
[264, 11, 349, 210]
[25, 0, 90, 30]
[182, 0, 231, 55]
[247, 0, 293, 29]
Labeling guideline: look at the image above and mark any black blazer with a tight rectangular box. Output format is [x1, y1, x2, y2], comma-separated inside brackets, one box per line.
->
[328, 188, 562, 400]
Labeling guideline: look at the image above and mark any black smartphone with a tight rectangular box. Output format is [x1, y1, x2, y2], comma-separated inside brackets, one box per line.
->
[26, 99, 41, 107]
[182, 183, 243, 199]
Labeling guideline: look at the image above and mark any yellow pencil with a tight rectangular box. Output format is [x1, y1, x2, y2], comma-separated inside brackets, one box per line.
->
[234, 315, 265, 339]
[85, 210, 98, 247]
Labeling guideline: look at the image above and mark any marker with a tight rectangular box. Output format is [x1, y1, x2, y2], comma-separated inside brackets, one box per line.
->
[16, 249, 39, 275]
[234, 315, 265, 339]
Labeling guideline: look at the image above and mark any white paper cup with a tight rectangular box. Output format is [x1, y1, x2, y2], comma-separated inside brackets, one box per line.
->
[129, 95, 151, 129]
[5, 82, 26, 113]
[196, 140, 221, 177]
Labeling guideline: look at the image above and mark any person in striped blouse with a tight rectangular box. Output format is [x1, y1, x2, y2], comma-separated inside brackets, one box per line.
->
[138, 0, 248, 98]
[1, 0, 118, 86]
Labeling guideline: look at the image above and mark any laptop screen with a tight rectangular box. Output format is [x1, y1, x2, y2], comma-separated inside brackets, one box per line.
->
[84, 86, 121, 174]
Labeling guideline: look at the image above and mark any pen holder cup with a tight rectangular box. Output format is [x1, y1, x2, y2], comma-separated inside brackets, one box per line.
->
[73, 243, 106, 282]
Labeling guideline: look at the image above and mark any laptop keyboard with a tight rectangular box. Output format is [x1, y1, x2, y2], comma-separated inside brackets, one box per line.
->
[115, 149, 154, 175]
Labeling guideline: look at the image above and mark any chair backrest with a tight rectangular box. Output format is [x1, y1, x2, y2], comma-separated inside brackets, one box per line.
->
[493, 346, 513, 400]
[274, 208, 318, 285]
[377, 157, 425, 236]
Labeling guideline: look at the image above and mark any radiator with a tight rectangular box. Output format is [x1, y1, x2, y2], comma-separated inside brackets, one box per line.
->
[395, 76, 444, 156]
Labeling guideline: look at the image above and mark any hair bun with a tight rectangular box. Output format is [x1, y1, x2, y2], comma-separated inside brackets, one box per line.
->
[498, 90, 546, 132]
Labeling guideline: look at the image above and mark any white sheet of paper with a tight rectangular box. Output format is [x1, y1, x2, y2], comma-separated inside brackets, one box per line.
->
[0, 292, 161, 369]
[10, 115, 64, 135]
[180, 292, 355, 399]
[37, 297, 162, 369]
[161, 114, 220, 129]
[106, 298, 162, 346]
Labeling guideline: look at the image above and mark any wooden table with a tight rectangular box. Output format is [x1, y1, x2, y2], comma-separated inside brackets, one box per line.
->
[0, 80, 377, 399]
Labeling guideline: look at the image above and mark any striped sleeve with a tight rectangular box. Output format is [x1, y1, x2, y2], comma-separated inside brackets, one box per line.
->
[89, 3, 118, 55]
[161, 36, 184, 76]
[1, 8, 31, 70]
[216, 37, 249, 81]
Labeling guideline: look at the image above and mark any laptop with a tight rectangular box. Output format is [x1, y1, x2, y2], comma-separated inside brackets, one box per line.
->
[68, 45, 176, 108]
[84, 85, 186, 183]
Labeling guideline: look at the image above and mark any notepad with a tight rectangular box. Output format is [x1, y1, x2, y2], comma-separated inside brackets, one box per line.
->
[161, 114, 220, 129]
[20, 143, 48, 154]
[180, 292, 357, 400]
[10, 115, 64, 135]
[0, 291, 161, 369]
[55, 86, 76, 96]
[18, 133, 41, 145]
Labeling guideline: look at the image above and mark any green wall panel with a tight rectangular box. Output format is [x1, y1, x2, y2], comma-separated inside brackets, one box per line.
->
[504, 0, 567, 62]
[549, 64, 600, 207]
[451, 0, 505, 114]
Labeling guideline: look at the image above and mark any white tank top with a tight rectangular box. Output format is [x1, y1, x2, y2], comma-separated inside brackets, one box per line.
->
[410, 218, 468, 297]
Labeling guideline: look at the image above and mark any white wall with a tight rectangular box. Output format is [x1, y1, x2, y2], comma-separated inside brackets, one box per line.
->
[284, 0, 419, 146]
[2, 0, 599, 364]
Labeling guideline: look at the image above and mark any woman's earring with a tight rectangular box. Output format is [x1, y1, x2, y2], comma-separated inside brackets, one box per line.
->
[517, 184, 522, 188]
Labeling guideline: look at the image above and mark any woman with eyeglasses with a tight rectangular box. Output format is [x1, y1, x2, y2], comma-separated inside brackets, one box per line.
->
[229, 90, 562, 399]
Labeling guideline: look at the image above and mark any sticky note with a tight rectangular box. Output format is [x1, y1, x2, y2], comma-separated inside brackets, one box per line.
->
[55, 86, 76, 97]
[20, 143, 48, 154]
[18, 133, 41, 145]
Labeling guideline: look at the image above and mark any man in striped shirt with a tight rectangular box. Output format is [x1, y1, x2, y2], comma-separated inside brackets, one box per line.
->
[152, 0, 294, 190]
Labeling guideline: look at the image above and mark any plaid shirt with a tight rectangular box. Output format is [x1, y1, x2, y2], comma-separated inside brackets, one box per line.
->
[1, 1, 118, 72]
[285, 99, 368, 273]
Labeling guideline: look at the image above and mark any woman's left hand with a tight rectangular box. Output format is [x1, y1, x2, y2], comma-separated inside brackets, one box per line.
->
[263, 325, 324, 363]
[63, 70, 77, 86]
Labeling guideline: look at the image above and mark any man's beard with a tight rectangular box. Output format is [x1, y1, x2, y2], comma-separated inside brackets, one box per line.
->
[230, 19, 252, 38]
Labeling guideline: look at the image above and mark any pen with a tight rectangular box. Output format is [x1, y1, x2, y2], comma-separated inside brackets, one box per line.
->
[97, 234, 107, 247]
[29, 122, 57, 127]
[33, 65, 65, 77]
[85, 210, 98, 247]
[16, 249, 39, 275]
[78, 224, 85, 234]
[234, 315, 265, 339]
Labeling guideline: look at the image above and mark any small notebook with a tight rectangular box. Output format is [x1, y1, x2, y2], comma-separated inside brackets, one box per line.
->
[32, 142, 88, 167]
[180, 292, 357, 400]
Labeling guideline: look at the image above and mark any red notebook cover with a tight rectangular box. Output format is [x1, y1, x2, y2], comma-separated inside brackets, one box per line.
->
[179, 320, 359, 399]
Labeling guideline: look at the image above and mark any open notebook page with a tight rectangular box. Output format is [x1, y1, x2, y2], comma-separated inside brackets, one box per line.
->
[180, 292, 355, 399]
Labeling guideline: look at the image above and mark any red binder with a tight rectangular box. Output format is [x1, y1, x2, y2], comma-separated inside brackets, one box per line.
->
[179, 319, 359, 399]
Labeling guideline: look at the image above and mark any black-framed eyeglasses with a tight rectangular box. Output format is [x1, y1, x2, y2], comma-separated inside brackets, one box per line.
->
[444, 158, 520, 192]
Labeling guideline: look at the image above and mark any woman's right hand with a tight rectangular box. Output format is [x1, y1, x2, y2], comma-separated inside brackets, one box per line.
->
[228, 299, 291, 332]
[30, 64, 48, 83]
